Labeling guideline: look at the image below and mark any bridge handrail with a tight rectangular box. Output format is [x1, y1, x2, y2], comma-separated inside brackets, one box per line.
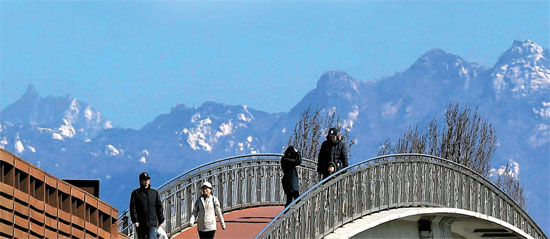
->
[118, 153, 318, 238]
[118, 153, 316, 218]
[256, 153, 546, 239]
[157, 153, 316, 191]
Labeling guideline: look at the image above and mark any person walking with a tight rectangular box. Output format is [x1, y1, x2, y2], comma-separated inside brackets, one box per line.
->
[129, 172, 165, 239]
[281, 146, 302, 207]
[317, 128, 348, 179]
[190, 181, 226, 239]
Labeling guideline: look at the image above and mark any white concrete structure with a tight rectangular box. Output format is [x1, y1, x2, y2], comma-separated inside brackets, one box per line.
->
[326, 207, 530, 239]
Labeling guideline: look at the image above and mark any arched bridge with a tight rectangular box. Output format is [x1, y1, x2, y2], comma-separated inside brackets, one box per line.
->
[118, 154, 547, 239]
[118, 154, 318, 238]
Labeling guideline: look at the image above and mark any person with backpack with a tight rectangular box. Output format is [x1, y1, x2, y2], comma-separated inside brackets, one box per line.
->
[190, 181, 226, 239]
[281, 146, 302, 207]
[317, 128, 348, 179]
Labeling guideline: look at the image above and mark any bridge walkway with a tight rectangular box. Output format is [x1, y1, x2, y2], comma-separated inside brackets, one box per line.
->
[172, 206, 283, 239]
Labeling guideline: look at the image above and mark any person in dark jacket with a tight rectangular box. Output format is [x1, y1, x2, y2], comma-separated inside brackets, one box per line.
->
[281, 146, 302, 207]
[317, 128, 348, 179]
[130, 172, 165, 239]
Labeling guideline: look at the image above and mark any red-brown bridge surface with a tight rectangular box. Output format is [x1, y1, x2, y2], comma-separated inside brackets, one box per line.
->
[172, 206, 283, 239]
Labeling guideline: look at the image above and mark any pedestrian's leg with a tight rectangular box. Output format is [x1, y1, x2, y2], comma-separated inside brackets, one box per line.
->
[292, 190, 300, 201]
[285, 192, 293, 207]
[148, 226, 158, 239]
[135, 226, 148, 239]
[199, 230, 216, 239]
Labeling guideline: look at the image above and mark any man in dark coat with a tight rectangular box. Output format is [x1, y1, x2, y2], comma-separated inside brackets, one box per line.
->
[281, 146, 302, 207]
[318, 128, 348, 179]
[130, 172, 165, 239]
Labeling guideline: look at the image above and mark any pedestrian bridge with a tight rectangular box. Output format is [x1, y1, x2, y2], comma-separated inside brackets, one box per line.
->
[117, 154, 547, 239]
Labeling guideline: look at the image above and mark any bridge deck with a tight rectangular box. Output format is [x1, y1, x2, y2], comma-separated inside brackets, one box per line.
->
[172, 206, 283, 239]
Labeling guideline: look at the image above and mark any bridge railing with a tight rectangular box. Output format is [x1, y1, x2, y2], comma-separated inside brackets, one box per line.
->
[256, 154, 546, 239]
[118, 153, 318, 238]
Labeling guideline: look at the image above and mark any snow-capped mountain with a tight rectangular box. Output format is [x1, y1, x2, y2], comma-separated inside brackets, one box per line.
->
[1, 40, 548, 233]
[491, 40, 550, 99]
[0, 85, 112, 142]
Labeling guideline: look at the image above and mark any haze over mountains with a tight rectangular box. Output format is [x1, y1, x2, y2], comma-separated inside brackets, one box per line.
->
[1, 40, 548, 232]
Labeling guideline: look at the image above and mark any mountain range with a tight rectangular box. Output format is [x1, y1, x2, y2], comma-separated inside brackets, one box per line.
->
[1, 40, 548, 233]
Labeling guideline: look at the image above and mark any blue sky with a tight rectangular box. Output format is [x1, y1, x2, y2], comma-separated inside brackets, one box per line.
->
[1, 1, 548, 129]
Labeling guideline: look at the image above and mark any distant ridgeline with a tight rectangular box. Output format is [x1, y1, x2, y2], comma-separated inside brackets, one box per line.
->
[0, 40, 548, 233]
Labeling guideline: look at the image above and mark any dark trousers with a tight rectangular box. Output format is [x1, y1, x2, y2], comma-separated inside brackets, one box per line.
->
[136, 226, 157, 239]
[198, 230, 216, 239]
[285, 190, 300, 207]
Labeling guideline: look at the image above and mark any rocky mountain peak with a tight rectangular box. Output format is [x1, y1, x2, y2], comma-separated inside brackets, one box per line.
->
[491, 40, 549, 98]
[22, 84, 39, 98]
[0, 85, 112, 139]
[407, 48, 478, 78]
[497, 40, 547, 63]
[316, 71, 355, 88]
[315, 70, 360, 98]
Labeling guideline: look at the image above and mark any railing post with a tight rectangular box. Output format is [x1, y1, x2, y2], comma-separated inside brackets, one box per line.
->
[397, 162, 403, 206]
[175, 188, 181, 231]
[382, 164, 389, 209]
[418, 161, 423, 204]
[407, 162, 414, 206]
[376, 165, 382, 209]
[362, 169, 368, 212]
[451, 169, 457, 208]
[429, 163, 435, 204]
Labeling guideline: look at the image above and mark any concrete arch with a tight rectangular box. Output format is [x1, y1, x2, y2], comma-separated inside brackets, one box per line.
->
[326, 207, 533, 239]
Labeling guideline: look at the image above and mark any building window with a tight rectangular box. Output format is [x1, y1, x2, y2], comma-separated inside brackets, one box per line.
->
[15, 169, 29, 193]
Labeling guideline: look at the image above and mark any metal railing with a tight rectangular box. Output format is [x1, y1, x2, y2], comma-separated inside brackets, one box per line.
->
[118, 153, 318, 238]
[256, 154, 547, 239]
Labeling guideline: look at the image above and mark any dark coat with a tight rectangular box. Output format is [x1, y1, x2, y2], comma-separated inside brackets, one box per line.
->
[317, 139, 348, 176]
[130, 186, 165, 227]
[281, 154, 302, 194]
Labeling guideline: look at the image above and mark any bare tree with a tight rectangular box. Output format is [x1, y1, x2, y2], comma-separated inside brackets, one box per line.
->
[288, 106, 355, 160]
[436, 104, 497, 176]
[377, 138, 393, 156]
[392, 126, 427, 154]
[378, 103, 525, 208]
[492, 162, 526, 208]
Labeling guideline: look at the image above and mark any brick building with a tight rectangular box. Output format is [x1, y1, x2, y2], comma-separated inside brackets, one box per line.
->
[0, 149, 120, 238]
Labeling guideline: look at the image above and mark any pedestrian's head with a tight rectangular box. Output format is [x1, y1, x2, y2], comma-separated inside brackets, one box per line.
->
[139, 172, 151, 188]
[284, 146, 300, 159]
[327, 128, 339, 141]
[201, 181, 212, 196]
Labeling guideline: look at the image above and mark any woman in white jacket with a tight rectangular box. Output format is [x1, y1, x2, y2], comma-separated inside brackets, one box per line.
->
[190, 181, 226, 239]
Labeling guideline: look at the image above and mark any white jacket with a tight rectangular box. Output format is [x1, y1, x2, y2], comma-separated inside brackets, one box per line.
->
[190, 194, 226, 232]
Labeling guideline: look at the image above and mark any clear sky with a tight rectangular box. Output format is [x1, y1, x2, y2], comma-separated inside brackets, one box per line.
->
[1, 1, 548, 129]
